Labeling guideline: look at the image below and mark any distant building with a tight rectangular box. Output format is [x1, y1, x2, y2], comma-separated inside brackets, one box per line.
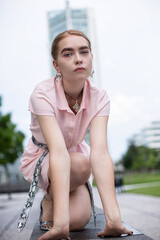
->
[47, 0, 100, 87]
[133, 121, 160, 151]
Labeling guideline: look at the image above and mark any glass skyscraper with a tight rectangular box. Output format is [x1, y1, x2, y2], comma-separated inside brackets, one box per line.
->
[48, 9, 89, 42]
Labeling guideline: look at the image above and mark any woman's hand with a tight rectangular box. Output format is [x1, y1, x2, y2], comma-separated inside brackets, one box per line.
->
[38, 226, 71, 240]
[97, 221, 133, 238]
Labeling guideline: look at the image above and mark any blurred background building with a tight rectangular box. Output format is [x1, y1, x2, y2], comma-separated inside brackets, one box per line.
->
[133, 121, 160, 151]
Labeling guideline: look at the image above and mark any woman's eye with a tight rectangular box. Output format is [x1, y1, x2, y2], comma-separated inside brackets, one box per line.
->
[63, 53, 72, 57]
[81, 50, 89, 55]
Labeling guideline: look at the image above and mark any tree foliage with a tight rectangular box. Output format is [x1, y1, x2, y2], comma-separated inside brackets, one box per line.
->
[0, 96, 25, 167]
[120, 140, 160, 171]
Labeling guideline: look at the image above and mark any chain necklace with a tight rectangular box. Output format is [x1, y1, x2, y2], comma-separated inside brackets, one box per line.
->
[64, 89, 83, 113]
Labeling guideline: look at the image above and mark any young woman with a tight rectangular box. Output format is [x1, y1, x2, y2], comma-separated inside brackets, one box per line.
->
[19, 30, 132, 240]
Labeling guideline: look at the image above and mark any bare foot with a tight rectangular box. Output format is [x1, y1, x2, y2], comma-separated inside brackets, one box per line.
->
[40, 194, 53, 230]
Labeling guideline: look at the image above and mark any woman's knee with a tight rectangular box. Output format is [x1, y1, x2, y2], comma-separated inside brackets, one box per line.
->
[70, 152, 91, 183]
[70, 207, 91, 231]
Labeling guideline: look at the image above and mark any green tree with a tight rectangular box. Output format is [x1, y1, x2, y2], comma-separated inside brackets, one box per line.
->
[121, 141, 137, 170]
[120, 140, 160, 171]
[0, 96, 25, 198]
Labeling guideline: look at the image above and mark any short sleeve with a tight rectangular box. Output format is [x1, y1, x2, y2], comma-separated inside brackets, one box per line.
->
[96, 90, 110, 117]
[29, 89, 55, 116]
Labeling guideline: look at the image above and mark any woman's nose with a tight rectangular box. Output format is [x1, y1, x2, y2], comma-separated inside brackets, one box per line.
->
[75, 53, 82, 64]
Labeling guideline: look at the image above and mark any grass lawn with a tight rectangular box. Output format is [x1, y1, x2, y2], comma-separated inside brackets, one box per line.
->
[123, 172, 160, 185]
[125, 185, 160, 197]
[93, 171, 160, 197]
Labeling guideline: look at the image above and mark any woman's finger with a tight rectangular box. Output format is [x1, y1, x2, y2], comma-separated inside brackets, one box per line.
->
[120, 225, 133, 236]
[61, 237, 71, 240]
[124, 228, 133, 235]
[97, 231, 105, 238]
[97, 228, 133, 238]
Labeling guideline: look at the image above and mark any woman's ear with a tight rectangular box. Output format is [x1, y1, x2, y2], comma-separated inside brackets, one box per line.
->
[53, 59, 60, 72]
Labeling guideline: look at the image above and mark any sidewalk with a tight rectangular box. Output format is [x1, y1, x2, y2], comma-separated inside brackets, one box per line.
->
[123, 182, 160, 191]
[0, 188, 159, 240]
[0, 190, 43, 240]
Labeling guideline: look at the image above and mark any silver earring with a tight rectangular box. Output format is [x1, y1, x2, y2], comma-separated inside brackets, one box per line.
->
[90, 69, 94, 77]
[56, 72, 62, 82]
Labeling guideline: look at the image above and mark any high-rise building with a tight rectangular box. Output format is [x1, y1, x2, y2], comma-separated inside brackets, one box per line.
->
[133, 121, 160, 151]
[47, 0, 100, 86]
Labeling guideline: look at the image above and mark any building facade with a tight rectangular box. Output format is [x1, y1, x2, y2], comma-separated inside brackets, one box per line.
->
[133, 121, 160, 151]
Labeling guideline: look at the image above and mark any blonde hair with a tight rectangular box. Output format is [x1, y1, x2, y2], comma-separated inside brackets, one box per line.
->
[51, 29, 91, 60]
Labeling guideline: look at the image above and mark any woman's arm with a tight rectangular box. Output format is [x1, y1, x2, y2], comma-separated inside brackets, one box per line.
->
[37, 115, 70, 239]
[90, 116, 132, 237]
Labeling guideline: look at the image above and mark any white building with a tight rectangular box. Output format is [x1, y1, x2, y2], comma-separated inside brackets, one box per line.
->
[133, 121, 160, 151]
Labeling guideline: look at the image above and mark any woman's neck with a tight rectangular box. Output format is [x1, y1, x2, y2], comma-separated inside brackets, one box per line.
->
[62, 79, 85, 99]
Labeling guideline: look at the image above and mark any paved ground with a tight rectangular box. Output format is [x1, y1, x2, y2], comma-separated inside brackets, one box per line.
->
[0, 191, 42, 240]
[30, 208, 149, 240]
[123, 182, 160, 191]
[0, 187, 159, 240]
[93, 188, 160, 240]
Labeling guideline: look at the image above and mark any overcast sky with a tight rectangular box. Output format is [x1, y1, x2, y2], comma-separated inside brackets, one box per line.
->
[0, 0, 160, 161]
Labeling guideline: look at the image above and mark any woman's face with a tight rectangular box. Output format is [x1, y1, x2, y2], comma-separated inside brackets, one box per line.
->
[53, 35, 93, 82]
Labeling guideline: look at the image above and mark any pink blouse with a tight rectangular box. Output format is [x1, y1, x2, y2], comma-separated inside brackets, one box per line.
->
[20, 78, 110, 190]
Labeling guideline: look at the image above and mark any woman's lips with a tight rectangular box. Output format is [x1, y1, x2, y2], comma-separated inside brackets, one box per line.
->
[74, 67, 85, 72]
